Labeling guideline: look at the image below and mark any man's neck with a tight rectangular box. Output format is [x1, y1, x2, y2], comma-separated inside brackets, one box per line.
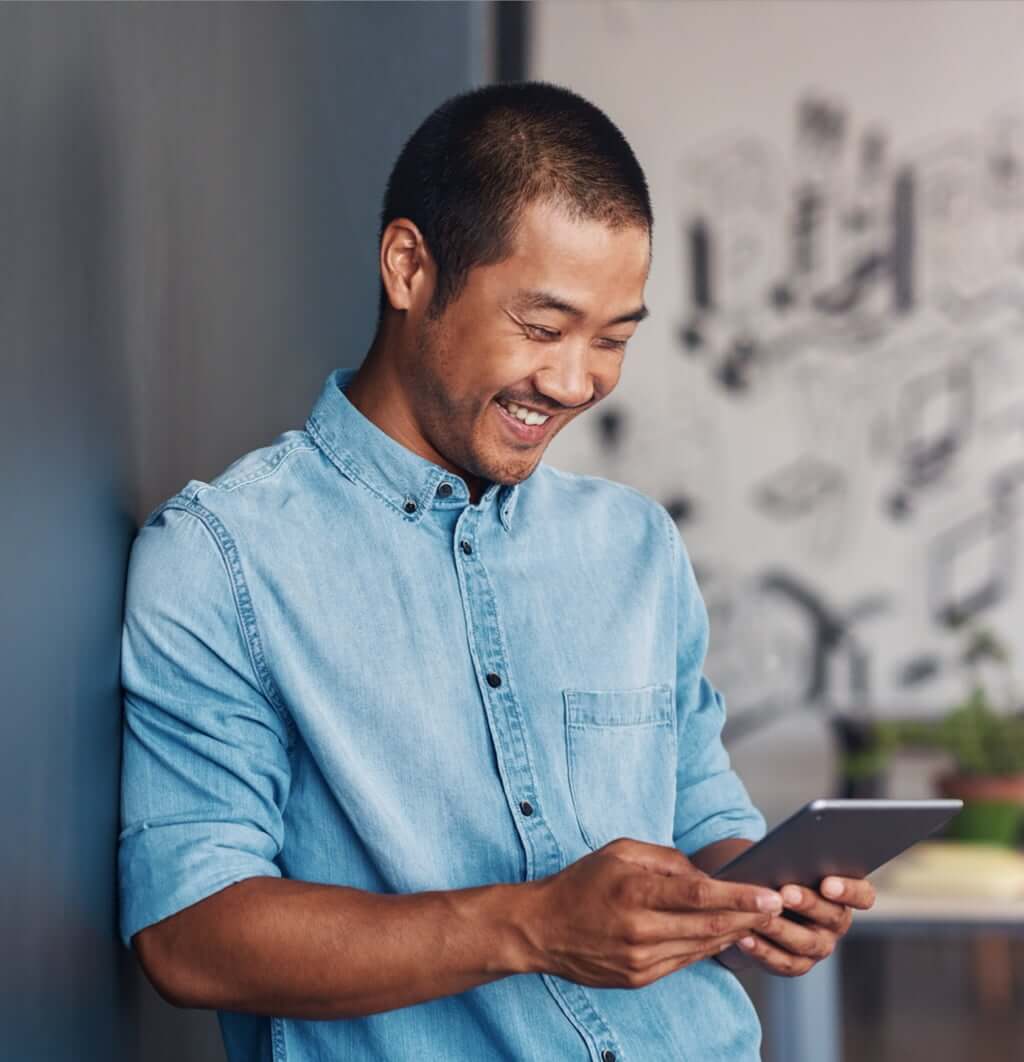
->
[344, 350, 488, 504]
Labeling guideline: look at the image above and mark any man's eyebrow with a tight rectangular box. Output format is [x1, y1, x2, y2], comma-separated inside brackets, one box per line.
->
[509, 287, 650, 327]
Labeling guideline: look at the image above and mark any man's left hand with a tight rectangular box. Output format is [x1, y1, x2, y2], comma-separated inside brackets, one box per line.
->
[731, 876, 876, 977]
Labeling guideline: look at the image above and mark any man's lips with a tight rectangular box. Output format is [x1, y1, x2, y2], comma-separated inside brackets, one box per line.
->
[492, 397, 557, 443]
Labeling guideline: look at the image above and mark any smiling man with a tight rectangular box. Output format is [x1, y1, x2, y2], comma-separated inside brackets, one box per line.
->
[118, 81, 873, 1062]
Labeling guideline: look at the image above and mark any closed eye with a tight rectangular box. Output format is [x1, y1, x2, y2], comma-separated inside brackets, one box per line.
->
[525, 324, 628, 350]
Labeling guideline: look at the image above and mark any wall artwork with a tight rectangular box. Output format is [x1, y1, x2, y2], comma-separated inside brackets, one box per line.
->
[538, 2, 1024, 738]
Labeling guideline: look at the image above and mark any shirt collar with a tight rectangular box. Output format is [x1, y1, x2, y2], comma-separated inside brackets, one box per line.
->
[306, 366, 520, 534]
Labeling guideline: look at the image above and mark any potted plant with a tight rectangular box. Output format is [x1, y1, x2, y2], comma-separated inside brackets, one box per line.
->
[841, 624, 1024, 845]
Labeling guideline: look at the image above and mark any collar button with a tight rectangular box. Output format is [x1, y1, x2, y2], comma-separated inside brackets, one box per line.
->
[403, 499, 418, 514]
[436, 482, 453, 499]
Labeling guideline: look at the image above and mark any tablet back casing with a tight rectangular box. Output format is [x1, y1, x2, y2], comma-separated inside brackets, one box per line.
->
[713, 799, 963, 890]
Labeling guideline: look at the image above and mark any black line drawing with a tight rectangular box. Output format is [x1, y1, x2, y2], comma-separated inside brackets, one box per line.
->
[594, 406, 627, 455]
[703, 566, 890, 744]
[927, 503, 1015, 627]
[885, 360, 973, 521]
[895, 653, 944, 688]
[992, 458, 1024, 518]
[663, 494, 696, 527]
[752, 455, 846, 521]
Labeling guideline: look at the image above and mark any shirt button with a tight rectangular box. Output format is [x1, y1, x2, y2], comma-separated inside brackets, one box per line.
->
[403, 500, 417, 514]
[519, 800, 533, 816]
[486, 672, 502, 688]
[436, 482, 453, 498]
[602, 1052, 616, 1062]
[460, 540, 473, 555]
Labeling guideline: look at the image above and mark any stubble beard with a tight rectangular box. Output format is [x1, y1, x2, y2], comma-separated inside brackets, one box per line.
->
[413, 321, 540, 488]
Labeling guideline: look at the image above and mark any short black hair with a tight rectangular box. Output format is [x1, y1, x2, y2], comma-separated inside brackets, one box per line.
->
[375, 80, 652, 328]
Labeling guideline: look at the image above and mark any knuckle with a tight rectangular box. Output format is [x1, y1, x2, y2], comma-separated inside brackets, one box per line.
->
[689, 879, 711, 908]
[618, 875, 646, 908]
[624, 946, 650, 972]
[620, 914, 648, 946]
[708, 912, 730, 936]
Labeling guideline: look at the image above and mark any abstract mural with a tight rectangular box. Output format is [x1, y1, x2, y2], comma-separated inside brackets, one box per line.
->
[539, 2, 1024, 740]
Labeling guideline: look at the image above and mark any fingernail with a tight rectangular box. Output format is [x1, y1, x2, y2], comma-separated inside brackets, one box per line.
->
[739, 936, 756, 950]
[757, 892, 783, 913]
[822, 879, 843, 898]
[782, 886, 802, 906]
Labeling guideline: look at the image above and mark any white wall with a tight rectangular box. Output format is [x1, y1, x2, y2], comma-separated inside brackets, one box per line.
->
[534, 0, 1024, 819]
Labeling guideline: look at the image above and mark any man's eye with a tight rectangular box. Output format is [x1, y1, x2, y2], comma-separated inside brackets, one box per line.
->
[526, 325, 560, 340]
[601, 338, 629, 350]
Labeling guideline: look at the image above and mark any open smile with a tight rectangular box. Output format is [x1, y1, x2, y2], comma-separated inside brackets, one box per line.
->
[492, 397, 557, 444]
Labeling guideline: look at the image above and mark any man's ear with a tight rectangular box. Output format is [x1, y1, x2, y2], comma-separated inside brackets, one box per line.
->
[379, 217, 434, 316]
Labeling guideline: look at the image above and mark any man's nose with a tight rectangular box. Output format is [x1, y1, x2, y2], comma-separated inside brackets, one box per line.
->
[533, 346, 595, 410]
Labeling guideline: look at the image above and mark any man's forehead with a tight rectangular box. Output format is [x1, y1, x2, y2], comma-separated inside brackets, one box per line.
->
[509, 286, 649, 327]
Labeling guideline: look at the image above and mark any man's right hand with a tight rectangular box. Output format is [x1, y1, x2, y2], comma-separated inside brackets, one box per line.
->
[517, 837, 783, 989]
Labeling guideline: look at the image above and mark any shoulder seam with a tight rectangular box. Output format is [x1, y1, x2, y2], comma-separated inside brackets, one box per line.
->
[160, 499, 297, 747]
[215, 438, 319, 493]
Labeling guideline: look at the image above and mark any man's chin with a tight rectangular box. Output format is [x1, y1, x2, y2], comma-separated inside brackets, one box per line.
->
[475, 456, 540, 489]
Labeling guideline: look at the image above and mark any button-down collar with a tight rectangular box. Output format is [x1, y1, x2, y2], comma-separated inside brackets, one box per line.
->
[305, 366, 520, 533]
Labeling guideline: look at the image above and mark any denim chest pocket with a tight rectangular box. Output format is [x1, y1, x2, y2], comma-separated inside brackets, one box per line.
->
[563, 683, 677, 852]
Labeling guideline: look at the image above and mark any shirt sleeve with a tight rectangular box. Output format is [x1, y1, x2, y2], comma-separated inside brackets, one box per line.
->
[661, 506, 767, 856]
[117, 501, 293, 951]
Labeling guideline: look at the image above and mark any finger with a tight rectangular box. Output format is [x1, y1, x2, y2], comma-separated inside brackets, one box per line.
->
[754, 913, 838, 961]
[820, 876, 876, 910]
[647, 873, 783, 916]
[623, 930, 756, 985]
[630, 951, 701, 986]
[632, 906, 774, 945]
[779, 884, 850, 932]
[736, 932, 817, 977]
[627, 929, 752, 971]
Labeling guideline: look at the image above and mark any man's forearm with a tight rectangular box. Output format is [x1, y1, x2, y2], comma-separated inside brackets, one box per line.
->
[135, 875, 543, 1020]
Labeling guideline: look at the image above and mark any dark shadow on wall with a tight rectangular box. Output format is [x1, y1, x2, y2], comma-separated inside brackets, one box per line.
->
[0, 3, 490, 1058]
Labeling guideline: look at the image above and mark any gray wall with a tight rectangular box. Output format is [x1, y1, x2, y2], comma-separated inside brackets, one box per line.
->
[0, 4, 491, 1058]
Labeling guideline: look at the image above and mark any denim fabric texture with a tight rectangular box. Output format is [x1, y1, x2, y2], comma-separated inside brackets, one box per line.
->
[118, 366, 767, 1061]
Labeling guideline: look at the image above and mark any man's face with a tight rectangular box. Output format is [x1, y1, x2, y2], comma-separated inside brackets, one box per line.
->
[398, 198, 651, 490]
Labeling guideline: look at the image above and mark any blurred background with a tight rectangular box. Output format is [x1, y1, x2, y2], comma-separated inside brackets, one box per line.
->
[2, 2, 1022, 1059]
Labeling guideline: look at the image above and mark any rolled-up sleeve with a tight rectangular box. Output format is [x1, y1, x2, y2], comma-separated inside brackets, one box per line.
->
[661, 506, 766, 856]
[117, 501, 293, 951]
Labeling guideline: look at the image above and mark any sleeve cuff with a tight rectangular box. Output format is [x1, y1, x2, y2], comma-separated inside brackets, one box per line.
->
[118, 820, 282, 950]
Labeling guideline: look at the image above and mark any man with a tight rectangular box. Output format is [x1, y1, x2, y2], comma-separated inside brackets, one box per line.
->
[119, 80, 874, 1061]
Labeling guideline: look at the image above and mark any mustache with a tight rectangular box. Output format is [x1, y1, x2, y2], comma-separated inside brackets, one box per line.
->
[496, 396, 593, 416]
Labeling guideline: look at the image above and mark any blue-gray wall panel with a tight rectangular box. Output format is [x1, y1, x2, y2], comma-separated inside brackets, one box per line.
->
[0, 4, 487, 1058]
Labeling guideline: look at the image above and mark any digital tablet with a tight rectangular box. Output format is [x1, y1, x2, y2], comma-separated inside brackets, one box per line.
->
[712, 798, 964, 896]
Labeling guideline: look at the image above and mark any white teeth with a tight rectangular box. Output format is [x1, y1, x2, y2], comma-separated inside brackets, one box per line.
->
[499, 398, 549, 426]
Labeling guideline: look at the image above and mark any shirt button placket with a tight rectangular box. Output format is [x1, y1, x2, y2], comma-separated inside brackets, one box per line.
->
[453, 507, 558, 877]
[453, 508, 619, 1060]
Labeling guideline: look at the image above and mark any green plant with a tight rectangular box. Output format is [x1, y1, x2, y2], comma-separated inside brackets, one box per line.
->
[842, 624, 1024, 779]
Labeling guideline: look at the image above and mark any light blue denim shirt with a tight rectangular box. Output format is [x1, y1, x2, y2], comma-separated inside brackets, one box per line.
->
[118, 365, 767, 1061]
